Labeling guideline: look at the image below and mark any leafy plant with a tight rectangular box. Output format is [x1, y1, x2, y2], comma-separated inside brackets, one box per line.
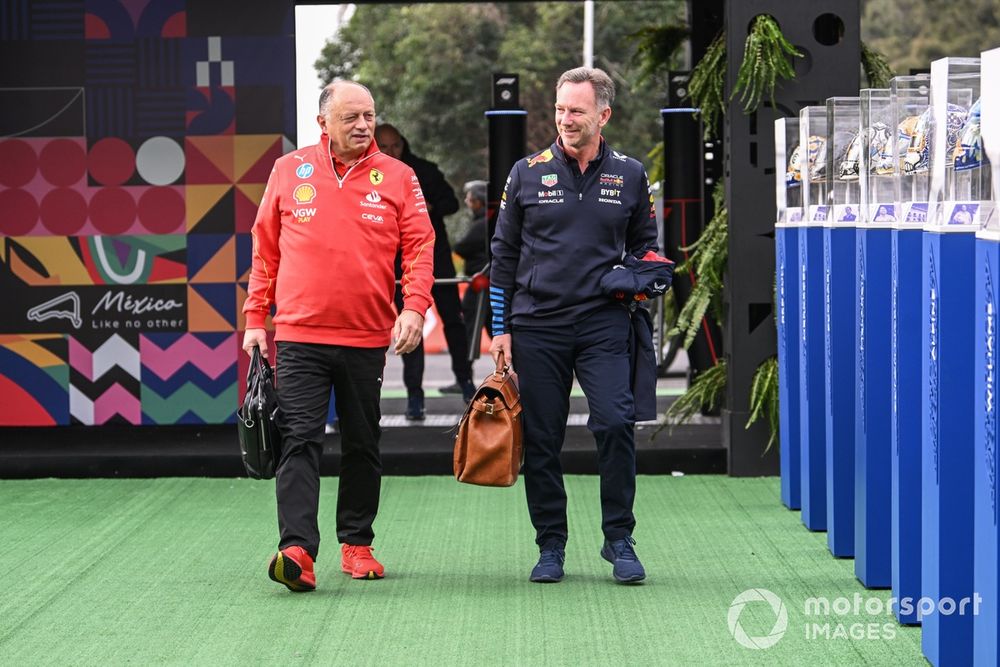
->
[663, 359, 728, 428]
[861, 40, 895, 89]
[669, 180, 727, 348]
[628, 24, 689, 85]
[733, 15, 802, 114]
[687, 30, 726, 139]
[747, 355, 780, 452]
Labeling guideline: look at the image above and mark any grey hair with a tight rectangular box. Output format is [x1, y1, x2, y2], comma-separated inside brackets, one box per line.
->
[319, 79, 373, 115]
[463, 180, 487, 203]
[555, 67, 615, 110]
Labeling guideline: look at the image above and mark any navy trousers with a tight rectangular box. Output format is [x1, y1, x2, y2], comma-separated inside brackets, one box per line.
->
[512, 306, 637, 549]
[274, 342, 386, 560]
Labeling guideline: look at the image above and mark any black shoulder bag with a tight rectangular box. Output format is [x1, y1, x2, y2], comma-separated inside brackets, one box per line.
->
[237, 347, 283, 479]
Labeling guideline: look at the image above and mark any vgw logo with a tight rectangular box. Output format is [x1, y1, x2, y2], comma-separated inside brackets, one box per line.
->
[294, 208, 316, 223]
[728, 589, 788, 649]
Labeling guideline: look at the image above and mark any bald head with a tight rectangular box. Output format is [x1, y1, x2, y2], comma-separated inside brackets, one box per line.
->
[319, 80, 373, 116]
[317, 80, 376, 163]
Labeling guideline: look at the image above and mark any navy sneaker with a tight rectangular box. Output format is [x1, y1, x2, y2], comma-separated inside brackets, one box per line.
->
[461, 379, 476, 403]
[405, 396, 425, 421]
[529, 546, 565, 583]
[600, 536, 646, 584]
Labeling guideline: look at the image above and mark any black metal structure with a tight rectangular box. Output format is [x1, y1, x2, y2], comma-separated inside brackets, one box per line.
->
[723, 1, 860, 475]
[661, 75, 724, 383]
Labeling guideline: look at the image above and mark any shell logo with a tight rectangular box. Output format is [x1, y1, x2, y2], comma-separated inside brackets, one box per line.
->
[293, 183, 316, 204]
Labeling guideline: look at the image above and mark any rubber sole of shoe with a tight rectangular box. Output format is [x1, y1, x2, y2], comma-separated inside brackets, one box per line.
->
[341, 564, 384, 580]
[612, 572, 646, 584]
[269, 553, 315, 592]
[529, 573, 563, 583]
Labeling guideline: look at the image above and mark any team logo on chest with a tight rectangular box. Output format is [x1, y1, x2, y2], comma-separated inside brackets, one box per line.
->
[541, 173, 558, 187]
[293, 183, 316, 204]
[370, 168, 384, 185]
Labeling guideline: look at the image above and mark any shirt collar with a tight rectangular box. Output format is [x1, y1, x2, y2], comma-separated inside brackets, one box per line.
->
[553, 136, 607, 168]
[320, 133, 380, 176]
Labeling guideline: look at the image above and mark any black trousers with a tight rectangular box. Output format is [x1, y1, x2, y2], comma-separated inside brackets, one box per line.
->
[461, 286, 492, 350]
[274, 341, 387, 560]
[394, 283, 471, 395]
[512, 306, 637, 549]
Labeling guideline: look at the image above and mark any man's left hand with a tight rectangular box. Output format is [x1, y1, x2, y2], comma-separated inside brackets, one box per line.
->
[393, 309, 424, 355]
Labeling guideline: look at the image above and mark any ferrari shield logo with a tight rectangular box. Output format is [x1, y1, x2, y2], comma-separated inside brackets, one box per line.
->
[369, 168, 384, 186]
[541, 173, 558, 187]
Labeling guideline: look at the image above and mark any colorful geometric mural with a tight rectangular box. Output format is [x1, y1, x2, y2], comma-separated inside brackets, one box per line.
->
[140, 333, 237, 424]
[0, 335, 69, 426]
[69, 333, 142, 425]
[0, 0, 295, 426]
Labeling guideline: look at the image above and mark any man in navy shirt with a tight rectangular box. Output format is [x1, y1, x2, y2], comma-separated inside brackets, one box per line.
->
[490, 67, 658, 584]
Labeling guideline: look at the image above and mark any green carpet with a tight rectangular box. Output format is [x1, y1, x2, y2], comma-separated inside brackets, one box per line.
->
[0, 476, 923, 665]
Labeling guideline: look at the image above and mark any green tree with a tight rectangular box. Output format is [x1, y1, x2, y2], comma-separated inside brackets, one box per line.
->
[316, 1, 685, 194]
[862, 0, 1000, 75]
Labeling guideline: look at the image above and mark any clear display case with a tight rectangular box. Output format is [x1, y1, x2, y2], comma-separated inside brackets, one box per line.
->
[890, 74, 931, 225]
[799, 105, 829, 225]
[775, 117, 801, 224]
[859, 89, 894, 225]
[927, 57, 985, 230]
[827, 97, 861, 224]
[984, 48, 1000, 229]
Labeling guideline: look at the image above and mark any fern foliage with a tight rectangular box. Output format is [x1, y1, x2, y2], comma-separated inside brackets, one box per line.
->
[669, 180, 727, 348]
[746, 356, 780, 452]
[733, 15, 802, 114]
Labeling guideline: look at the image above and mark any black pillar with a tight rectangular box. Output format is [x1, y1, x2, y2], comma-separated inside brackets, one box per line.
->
[724, 1, 860, 475]
[661, 105, 723, 380]
[475, 74, 526, 359]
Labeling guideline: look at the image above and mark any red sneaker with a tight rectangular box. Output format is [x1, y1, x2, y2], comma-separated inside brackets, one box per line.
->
[341, 544, 385, 579]
[268, 546, 316, 592]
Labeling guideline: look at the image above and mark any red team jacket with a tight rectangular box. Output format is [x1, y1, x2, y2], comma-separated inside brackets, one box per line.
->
[243, 135, 435, 348]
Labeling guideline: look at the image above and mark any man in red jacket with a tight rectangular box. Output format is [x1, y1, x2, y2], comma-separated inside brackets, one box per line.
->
[242, 80, 435, 592]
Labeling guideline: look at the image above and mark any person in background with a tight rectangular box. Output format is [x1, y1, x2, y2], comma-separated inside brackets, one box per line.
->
[375, 123, 476, 418]
[490, 67, 659, 585]
[453, 179, 492, 350]
[242, 81, 434, 591]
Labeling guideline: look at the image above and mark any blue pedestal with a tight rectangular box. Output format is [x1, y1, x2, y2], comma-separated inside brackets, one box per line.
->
[921, 231, 975, 666]
[892, 228, 923, 624]
[777, 224, 801, 510]
[855, 227, 892, 586]
[974, 232, 999, 666]
[824, 226, 855, 556]
[800, 224, 827, 531]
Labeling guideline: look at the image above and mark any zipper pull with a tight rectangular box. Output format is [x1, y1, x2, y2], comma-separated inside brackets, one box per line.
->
[579, 192, 583, 201]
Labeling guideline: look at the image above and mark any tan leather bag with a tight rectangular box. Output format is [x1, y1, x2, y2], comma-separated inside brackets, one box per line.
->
[453, 352, 523, 487]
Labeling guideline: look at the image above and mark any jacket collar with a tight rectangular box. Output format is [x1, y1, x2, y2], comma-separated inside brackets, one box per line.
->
[317, 133, 381, 177]
[552, 136, 608, 170]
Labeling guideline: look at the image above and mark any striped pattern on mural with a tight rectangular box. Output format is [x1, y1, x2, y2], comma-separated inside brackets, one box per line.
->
[140, 332, 237, 424]
[69, 333, 141, 424]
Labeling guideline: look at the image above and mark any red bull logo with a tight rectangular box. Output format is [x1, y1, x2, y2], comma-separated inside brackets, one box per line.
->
[528, 149, 554, 168]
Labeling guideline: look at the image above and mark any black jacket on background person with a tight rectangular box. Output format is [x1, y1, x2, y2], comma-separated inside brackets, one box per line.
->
[453, 208, 488, 276]
[395, 136, 460, 278]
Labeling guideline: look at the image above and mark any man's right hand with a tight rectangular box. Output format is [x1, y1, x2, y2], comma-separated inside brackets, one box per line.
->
[242, 328, 268, 359]
[489, 333, 512, 369]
